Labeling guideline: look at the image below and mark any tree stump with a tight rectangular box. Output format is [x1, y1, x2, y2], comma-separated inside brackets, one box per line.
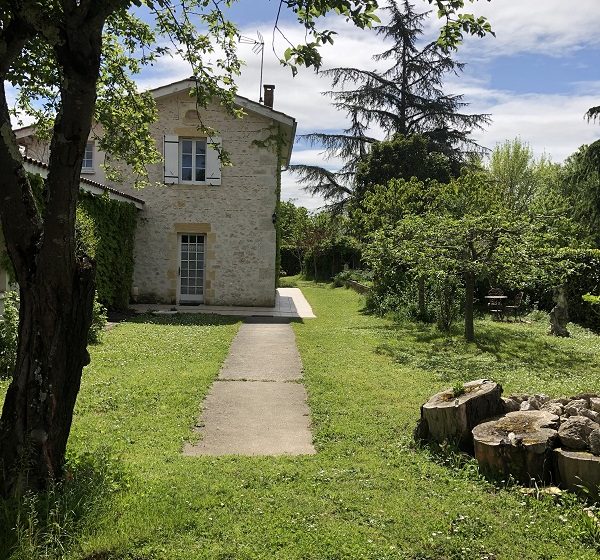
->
[472, 411, 559, 484]
[418, 379, 503, 451]
[554, 448, 600, 500]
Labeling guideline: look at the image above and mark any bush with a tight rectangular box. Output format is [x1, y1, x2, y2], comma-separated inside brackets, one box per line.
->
[432, 274, 462, 332]
[526, 249, 600, 330]
[332, 269, 373, 287]
[88, 294, 108, 344]
[0, 289, 19, 378]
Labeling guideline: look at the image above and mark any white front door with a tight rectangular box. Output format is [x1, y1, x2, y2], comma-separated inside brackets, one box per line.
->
[178, 233, 205, 304]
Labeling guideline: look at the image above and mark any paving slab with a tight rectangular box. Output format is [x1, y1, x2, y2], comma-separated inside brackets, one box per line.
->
[184, 316, 315, 456]
[131, 287, 316, 319]
[183, 381, 315, 456]
[219, 323, 302, 381]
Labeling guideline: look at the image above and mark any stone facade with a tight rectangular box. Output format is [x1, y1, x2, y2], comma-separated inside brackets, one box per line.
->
[14, 82, 296, 308]
[120, 90, 287, 307]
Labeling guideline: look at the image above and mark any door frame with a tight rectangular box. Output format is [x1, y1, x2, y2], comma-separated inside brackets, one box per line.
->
[177, 232, 205, 304]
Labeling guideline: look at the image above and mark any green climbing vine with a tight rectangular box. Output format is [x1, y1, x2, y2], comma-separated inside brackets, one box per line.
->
[252, 124, 288, 287]
[0, 173, 137, 310]
[78, 191, 137, 310]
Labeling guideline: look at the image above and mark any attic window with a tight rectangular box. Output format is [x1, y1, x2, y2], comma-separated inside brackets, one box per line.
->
[163, 134, 221, 186]
[180, 138, 206, 182]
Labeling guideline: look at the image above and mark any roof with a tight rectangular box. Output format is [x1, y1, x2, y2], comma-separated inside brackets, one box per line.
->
[22, 156, 145, 209]
[149, 78, 297, 166]
[14, 78, 298, 168]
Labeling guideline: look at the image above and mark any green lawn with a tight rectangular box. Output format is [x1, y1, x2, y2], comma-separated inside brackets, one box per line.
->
[1, 283, 600, 559]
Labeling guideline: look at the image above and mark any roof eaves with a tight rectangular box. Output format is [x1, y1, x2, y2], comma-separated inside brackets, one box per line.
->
[149, 78, 296, 129]
[23, 156, 145, 207]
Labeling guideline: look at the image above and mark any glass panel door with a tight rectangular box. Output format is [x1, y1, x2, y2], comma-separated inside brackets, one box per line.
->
[178, 234, 204, 303]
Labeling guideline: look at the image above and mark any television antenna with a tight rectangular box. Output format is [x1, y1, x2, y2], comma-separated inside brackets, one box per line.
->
[239, 31, 265, 103]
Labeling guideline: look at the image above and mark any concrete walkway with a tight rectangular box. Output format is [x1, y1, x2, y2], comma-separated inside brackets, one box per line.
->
[131, 287, 316, 319]
[183, 316, 316, 456]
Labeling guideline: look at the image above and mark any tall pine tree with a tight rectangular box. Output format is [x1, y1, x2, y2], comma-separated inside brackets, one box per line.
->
[292, 0, 490, 208]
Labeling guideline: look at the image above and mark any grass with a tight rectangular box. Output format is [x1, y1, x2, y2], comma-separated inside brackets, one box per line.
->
[1, 283, 600, 559]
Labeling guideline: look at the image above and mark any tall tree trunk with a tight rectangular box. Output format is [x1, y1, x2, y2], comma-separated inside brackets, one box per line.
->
[418, 275, 426, 319]
[0, 266, 95, 496]
[464, 271, 475, 342]
[0, 12, 105, 497]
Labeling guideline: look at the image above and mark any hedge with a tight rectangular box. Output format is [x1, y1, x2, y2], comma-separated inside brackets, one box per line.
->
[78, 191, 137, 310]
[1, 174, 137, 311]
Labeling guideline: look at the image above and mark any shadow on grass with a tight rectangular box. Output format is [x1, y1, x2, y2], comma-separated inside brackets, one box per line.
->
[473, 324, 590, 370]
[123, 312, 240, 327]
[371, 316, 600, 385]
[121, 313, 306, 328]
[0, 449, 125, 560]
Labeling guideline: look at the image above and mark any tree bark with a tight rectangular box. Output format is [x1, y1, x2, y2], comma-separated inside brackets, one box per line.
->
[0, 8, 106, 497]
[464, 271, 475, 342]
[553, 448, 600, 500]
[417, 275, 426, 320]
[549, 285, 570, 338]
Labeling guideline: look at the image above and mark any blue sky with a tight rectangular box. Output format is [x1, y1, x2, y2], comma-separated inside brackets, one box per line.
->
[208, 0, 600, 208]
[14, 1, 600, 209]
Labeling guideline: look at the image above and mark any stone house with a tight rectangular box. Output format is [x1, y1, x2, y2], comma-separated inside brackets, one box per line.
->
[10, 78, 297, 307]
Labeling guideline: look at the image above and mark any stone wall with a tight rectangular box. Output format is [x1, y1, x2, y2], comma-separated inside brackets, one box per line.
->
[128, 93, 279, 306]
[15, 91, 283, 307]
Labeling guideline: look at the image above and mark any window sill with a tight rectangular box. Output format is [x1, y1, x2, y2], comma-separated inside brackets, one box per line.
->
[173, 181, 221, 186]
[81, 168, 95, 174]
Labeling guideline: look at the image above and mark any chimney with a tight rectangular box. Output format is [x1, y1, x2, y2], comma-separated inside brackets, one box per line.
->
[263, 84, 275, 108]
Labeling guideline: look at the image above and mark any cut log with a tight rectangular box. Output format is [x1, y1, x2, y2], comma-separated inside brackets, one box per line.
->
[418, 379, 503, 451]
[472, 411, 559, 484]
[554, 448, 600, 500]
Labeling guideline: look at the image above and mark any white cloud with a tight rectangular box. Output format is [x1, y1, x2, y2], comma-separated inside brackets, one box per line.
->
[417, 0, 600, 58]
[281, 171, 324, 210]
[289, 147, 345, 169]
[473, 90, 599, 160]
[14, 2, 598, 210]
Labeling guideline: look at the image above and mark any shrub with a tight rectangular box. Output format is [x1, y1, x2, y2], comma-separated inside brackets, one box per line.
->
[433, 274, 462, 333]
[332, 269, 373, 287]
[0, 289, 19, 378]
[88, 294, 108, 344]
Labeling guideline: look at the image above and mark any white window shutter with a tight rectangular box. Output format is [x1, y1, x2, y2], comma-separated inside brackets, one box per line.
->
[163, 135, 179, 184]
[205, 136, 222, 186]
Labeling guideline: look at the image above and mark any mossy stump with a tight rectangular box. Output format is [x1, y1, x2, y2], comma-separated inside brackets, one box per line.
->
[472, 411, 559, 484]
[553, 448, 600, 500]
[418, 379, 503, 451]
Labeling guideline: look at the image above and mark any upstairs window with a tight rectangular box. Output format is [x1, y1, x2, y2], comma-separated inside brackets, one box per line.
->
[180, 138, 206, 182]
[163, 135, 221, 186]
[82, 141, 94, 172]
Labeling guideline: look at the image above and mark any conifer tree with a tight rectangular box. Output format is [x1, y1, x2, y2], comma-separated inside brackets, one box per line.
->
[292, 0, 490, 208]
